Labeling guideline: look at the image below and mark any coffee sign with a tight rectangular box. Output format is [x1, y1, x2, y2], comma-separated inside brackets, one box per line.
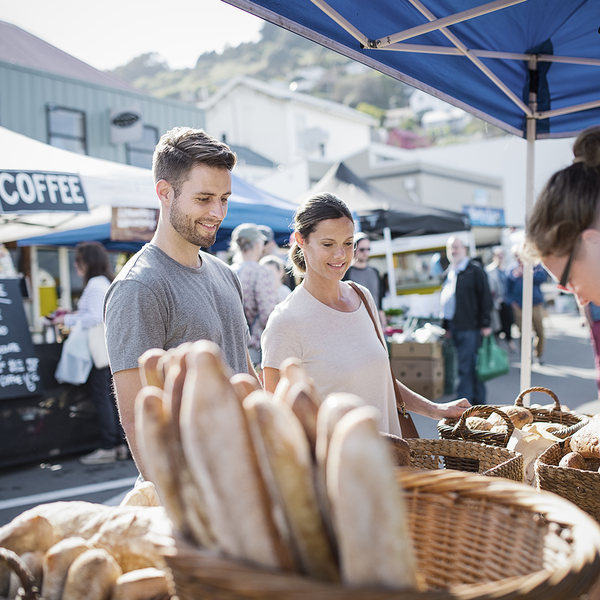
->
[0, 171, 89, 213]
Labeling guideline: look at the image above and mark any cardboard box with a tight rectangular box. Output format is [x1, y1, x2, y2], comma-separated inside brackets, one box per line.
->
[390, 341, 443, 359]
[390, 358, 444, 383]
[404, 380, 444, 400]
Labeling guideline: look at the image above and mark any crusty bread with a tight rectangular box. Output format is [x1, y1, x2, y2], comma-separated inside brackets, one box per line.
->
[466, 416, 493, 431]
[0, 513, 54, 556]
[7, 550, 43, 597]
[230, 373, 261, 403]
[488, 406, 533, 429]
[111, 567, 171, 600]
[380, 433, 412, 467]
[284, 382, 320, 457]
[570, 420, 600, 459]
[138, 348, 167, 389]
[135, 387, 214, 548]
[180, 341, 292, 570]
[244, 391, 339, 582]
[62, 549, 122, 600]
[559, 452, 587, 470]
[41, 537, 90, 600]
[327, 406, 420, 590]
[120, 481, 161, 507]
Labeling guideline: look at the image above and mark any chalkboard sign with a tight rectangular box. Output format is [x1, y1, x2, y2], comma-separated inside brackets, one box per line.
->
[0, 278, 41, 399]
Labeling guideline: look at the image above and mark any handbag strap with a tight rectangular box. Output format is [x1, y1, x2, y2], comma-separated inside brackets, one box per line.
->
[348, 282, 408, 418]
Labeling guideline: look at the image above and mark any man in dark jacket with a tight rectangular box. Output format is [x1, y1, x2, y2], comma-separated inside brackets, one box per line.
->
[440, 237, 493, 404]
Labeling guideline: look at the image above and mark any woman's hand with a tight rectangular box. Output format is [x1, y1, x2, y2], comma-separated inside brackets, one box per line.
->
[434, 397, 471, 420]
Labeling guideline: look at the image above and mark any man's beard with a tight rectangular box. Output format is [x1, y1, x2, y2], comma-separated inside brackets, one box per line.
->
[170, 196, 220, 248]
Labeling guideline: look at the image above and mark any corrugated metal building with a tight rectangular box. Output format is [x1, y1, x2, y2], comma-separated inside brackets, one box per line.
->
[0, 20, 204, 168]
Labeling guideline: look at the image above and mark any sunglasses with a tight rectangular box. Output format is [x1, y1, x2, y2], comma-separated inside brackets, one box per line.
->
[559, 236, 580, 288]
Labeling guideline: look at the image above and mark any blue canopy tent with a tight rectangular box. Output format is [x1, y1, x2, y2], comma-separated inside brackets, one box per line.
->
[15, 172, 297, 252]
[222, 0, 600, 391]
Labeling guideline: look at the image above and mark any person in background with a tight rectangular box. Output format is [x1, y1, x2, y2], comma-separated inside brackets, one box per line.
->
[231, 223, 279, 368]
[262, 192, 470, 436]
[343, 232, 386, 328]
[258, 225, 277, 257]
[104, 127, 254, 479]
[260, 254, 292, 303]
[54, 242, 127, 465]
[505, 249, 547, 364]
[584, 302, 600, 400]
[486, 246, 515, 351]
[440, 237, 493, 405]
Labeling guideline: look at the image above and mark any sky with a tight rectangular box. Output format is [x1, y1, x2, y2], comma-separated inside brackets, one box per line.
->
[1, 0, 265, 71]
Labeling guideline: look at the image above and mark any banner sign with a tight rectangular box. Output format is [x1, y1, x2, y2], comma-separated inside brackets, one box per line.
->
[0, 171, 89, 213]
[462, 205, 505, 227]
[0, 279, 42, 399]
[111, 207, 158, 242]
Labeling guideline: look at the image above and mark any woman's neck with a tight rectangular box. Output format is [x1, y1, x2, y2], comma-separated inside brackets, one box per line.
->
[302, 273, 357, 312]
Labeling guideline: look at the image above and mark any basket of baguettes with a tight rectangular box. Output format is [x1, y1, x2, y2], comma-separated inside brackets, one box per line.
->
[535, 416, 600, 523]
[131, 340, 600, 600]
[437, 386, 588, 448]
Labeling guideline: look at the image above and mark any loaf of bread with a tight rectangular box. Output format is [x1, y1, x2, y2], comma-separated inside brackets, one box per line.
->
[466, 416, 493, 431]
[284, 382, 320, 456]
[138, 348, 167, 389]
[244, 391, 338, 582]
[41, 537, 90, 600]
[111, 567, 171, 600]
[62, 549, 122, 600]
[559, 452, 587, 470]
[570, 420, 600, 459]
[180, 341, 292, 570]
[380, 433, 412, 467]
[230, 372, 261, 403]
[120, 481, 161, 508]
[327, 406, 419, 590]
[488, 406, 533, 429]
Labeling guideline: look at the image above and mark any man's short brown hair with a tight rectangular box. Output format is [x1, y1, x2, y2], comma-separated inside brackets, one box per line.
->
[152, 127, 237, 197]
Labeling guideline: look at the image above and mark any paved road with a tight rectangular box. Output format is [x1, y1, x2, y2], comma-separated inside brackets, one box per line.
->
[0, 307, 598, 527]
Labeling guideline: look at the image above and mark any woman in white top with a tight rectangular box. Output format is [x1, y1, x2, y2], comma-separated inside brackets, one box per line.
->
[53, 242, 127, 464]
[261, 192, 470, 435]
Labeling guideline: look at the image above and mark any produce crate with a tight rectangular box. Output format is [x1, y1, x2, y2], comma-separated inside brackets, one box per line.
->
[535, 438, 600, 523]
[438, 387, 588, 447]
[161, 469, 600, 600]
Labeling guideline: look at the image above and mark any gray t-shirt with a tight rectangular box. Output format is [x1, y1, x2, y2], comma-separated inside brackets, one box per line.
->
[343, 265, 382, 309]
[104, 244, 250, 376]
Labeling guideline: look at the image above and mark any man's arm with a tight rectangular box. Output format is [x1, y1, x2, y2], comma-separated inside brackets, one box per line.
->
[112, 368, 149, 479]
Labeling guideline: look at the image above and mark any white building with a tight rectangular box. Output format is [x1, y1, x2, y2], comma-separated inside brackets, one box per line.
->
[199, 76, 377, 168]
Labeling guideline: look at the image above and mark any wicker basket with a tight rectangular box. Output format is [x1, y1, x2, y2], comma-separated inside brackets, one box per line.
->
[160, 469, 600, 600]
[535, 438, 600, 523]
[438, 387, 587, 446]
[407, 437, 523, 482]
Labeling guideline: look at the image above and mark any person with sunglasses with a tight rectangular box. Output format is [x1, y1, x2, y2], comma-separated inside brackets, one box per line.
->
[524, 125, 600, 306]
[342, 232, 386, 328]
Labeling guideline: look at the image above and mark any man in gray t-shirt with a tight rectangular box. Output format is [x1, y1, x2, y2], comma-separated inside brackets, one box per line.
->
[103, 127, 255, 478]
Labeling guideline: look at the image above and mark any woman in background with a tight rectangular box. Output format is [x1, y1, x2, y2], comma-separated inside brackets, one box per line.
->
[54, 242, 127, 465]
[261, 192, 470, 436]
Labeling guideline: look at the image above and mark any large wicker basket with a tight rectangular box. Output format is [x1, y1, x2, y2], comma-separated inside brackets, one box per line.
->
[438, 387, 587, 446]
[535, 438, 600, 523]
[406, 437, 523, 481]
[160, 469, 600, 600]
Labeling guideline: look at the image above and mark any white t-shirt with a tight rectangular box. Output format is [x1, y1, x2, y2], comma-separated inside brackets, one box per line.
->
[262, 283, 401, 436]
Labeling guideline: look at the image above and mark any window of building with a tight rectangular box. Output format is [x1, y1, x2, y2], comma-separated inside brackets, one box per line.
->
[46, 106, 86, 154]
[127, 126, 159, 169]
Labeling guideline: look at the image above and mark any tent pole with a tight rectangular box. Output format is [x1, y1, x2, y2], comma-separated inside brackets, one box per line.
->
[383, 227, 397, 300]
[58, 247, 72, 311]
[520, 58, 537, 403]
[30, 246, 41, 332]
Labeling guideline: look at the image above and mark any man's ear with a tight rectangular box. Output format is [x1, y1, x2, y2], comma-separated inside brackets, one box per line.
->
[156, 180, 173, 207]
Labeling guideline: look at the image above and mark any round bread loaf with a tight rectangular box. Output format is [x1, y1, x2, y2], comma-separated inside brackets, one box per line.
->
[559, 452, 587, 470]
[466, 416, 493, 431]
[570, 420, 600, 459]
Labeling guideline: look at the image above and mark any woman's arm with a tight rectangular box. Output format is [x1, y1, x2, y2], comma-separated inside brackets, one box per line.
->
[263, 367, 280, 393]
[396, 378, 471, 419]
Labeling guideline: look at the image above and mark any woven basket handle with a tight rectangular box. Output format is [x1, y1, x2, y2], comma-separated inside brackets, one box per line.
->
[515, 386, 560, 410]
[450, 404, 515, 446]
[0, 547, 40, 599]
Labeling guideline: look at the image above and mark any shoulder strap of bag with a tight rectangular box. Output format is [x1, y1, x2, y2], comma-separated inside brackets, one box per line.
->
[348, 282, 408, 419]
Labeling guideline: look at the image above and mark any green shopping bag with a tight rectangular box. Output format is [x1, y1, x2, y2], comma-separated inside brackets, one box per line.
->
[476, 335, 510, 382]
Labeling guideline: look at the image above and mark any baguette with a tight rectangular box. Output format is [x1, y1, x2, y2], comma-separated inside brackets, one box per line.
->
[41, 537, 90, 600]
[244, 391, 339, 581]
[62, 549, 122, 600]
[230, 373, 261, 404]
[134, 387, 214, 548]
[284, 382, 320, 457]
[138, 348, 167, 389]
[326, 406, 419, 590]
[180, 341, 292, 569]
[111, 567, 171, 600]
